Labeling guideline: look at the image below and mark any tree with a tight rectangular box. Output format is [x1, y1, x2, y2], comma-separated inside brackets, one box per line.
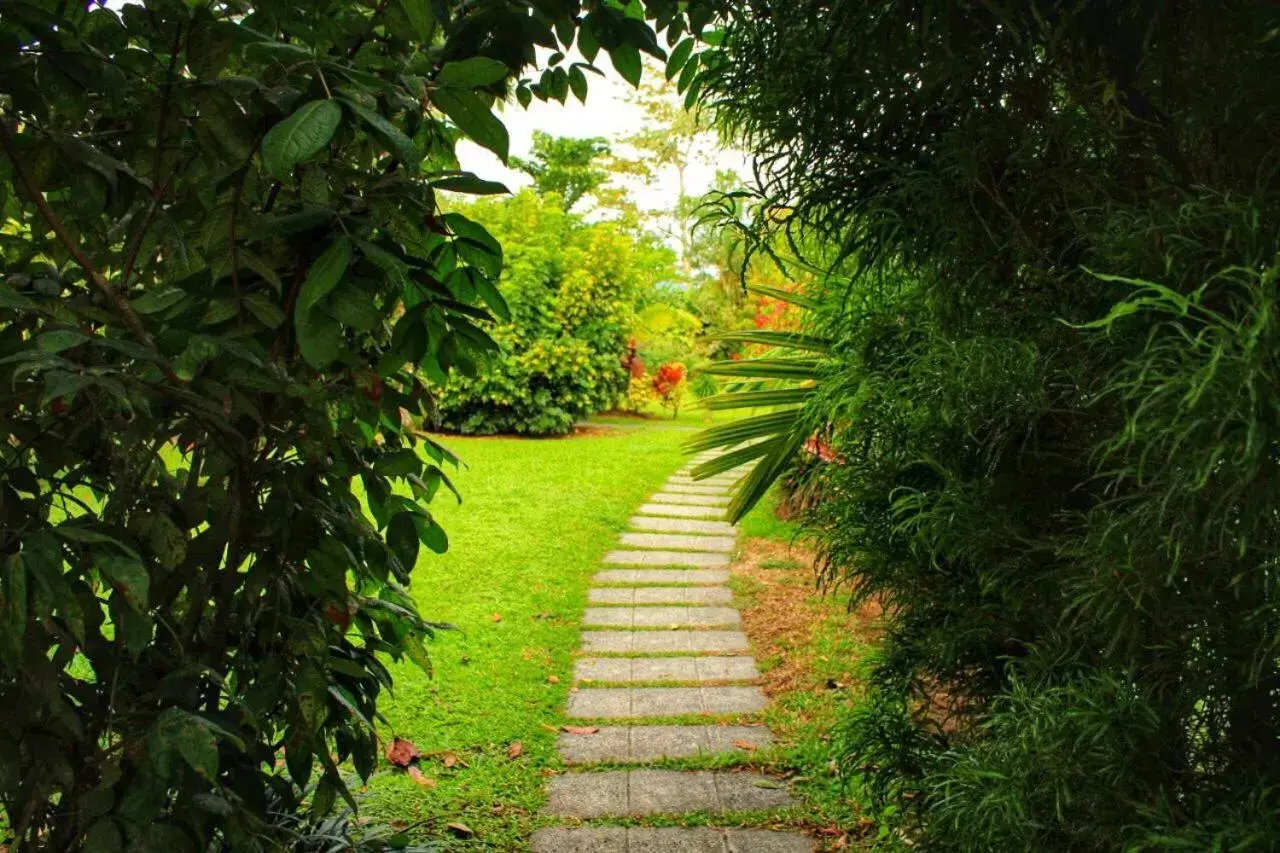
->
[687, 2, 1280, 849]
[511, 131, 611, 212]
[0, 0, 717, 848]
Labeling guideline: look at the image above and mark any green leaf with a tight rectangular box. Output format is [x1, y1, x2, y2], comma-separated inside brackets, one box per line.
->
[412, 514, 448, 554]
[132, 287, 187, 314]
[387, 511, 420, 572]
[151, 709, 219, 781]
[37, 330, 89, 353]
[375, 448, 421, 477]
[437, 57, 509, 88]
[395, 0, 434, 42]
[609, 43, 642, 87]
[296, 310, 344, 368]
[261, 99, 342, 180]
[243, 293, 284, 328]
[569, 66, 588, 102]
[298, 238, 352, 317]
[403, 631, 432, 676]
[431, 173, 510, 195]
[429, 88, 509, 162]
[84, 818, 122, 853]
[325, 284, 382, 331]
[0, 555, 27, 660]
[665, 37, 694, 80]
[473, 272, 510, 322]
[338, 97, 420, 169]
[98, 555, 149, 610]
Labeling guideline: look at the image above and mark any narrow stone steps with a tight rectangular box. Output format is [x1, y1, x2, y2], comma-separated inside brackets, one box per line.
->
[533, 827, 810, 852]
[582, 606, 741, 628]
[567, 685, 767, 718]
[580, 630, 750, 654]
[593, 569, 729, 585]
[575, 656, 759, 683]
[661, 484, 733, 496]
[589, 586, 734, 605]
[535, 455, 810, 852]
[604, 550, 731, 567]
[544, 769, 793, 818]
[618, 532, 737, 552]
[636, 502, 730, 519]
[649, 492, 731, 507]
[558, 724, 772, 764]
[629, 516, 738, 535]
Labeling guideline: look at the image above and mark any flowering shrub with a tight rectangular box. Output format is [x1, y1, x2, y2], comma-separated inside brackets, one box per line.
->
[652, 362, 687, 417]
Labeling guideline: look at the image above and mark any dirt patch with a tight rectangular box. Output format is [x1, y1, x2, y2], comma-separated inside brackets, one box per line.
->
[733, 538, 882, 699]
[570, 423, 624, 438]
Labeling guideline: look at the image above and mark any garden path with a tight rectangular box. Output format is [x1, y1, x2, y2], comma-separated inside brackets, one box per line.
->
[531, 453, 812, 852]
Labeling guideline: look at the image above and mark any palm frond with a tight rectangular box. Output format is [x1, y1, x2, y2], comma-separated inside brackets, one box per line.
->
[708, 330, 831, 353]
[700, 387, 815, 410]
[684, 409, 800, 453]
[700, 357, 822, 380]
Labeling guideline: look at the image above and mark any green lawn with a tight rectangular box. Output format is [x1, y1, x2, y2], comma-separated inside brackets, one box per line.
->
[361, 414, 715, 846]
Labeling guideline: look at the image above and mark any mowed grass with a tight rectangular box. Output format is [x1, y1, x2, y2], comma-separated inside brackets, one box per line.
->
[360, 417, 708, 846]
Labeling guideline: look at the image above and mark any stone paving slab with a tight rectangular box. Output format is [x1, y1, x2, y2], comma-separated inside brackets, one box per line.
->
[662, 484, 733, 496]
[650, 492, 732, 507]
[574, 656, 759, 683]
[544, 770, 793, 817]
[558, 724, 773, 764]
[637, 503, 730, 519]
[593, 569, 730, 585]
[630, 516, 738, 535]
[582, 607, 741, 628]
[604, 550, 731, 567]
[579, 630, 750, 654]
[532, 827, 812, 853]
[617, 533, 737, 553]
[668, 475, 742, 487]
[567, 686, 768, 718]
[589, 586, 734, 605]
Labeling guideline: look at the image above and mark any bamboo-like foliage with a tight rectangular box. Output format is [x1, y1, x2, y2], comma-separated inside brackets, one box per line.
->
[688, 1, 1280, 848]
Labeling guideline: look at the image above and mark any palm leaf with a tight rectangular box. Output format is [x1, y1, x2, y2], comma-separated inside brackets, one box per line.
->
[684, 409, 800, 453]
[708, 330, 830, 353]
[701, 387, 814, 410]
[690, 436, 781, 478]
[700, 357, 822, 380]
[747, 282, 820, 310]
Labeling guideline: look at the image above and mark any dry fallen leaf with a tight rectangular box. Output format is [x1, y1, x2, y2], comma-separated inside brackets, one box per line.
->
[406, 766, 436, 788]
[507, 741, 524, 759]
[385, 737, 420, 767]
[732, 739, 760, 752]
[561, 725, 600, 735]
[442, 752, 460, 769]
[446, 822, 474, 838]
[490, 612, 502, 623]
[546, 675, 560, 684]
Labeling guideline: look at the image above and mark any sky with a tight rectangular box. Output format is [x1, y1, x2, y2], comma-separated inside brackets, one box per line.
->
[455, 61, 752, 225]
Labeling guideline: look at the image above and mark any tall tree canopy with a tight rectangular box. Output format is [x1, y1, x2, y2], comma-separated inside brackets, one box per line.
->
[511, 131, 611, 212]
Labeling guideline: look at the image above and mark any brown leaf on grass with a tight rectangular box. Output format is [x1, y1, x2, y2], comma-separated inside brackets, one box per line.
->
[561, 725, 599, 735]
[490, 612, 502, 623]
[406, 765, 436, 788]
[732, 739, 760, 752]
[446, 822, 474, 838]
[385, 737, 420, 767]
[441, 752, 460, 769]
[507, 741, 524, 759]
[547, 675, 560, 684]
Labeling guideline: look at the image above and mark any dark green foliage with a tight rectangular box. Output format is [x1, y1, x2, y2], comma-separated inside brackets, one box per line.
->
[0, 0, 716, 849]
[691, 2, 1280, 848]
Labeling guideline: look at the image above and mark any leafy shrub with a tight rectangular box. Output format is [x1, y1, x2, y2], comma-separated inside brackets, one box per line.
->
[436, 190, 675, 434]
[690, 1, 1280, 848]
[652, 362, 687, 417]
[0, 0, 709, 848]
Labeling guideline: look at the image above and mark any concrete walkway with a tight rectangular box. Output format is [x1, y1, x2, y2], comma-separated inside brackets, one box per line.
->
[532, 453, 812, 852]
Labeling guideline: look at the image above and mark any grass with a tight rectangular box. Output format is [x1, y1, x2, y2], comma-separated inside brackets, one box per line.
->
[730, 487, 882, 848]
[359, 416, 712, 846]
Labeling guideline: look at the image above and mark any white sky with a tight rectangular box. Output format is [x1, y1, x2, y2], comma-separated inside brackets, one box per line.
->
[457, 61, 751, 230]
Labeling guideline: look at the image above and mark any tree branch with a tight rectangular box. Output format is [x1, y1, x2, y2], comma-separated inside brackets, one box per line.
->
[0, 121, 156, 350]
